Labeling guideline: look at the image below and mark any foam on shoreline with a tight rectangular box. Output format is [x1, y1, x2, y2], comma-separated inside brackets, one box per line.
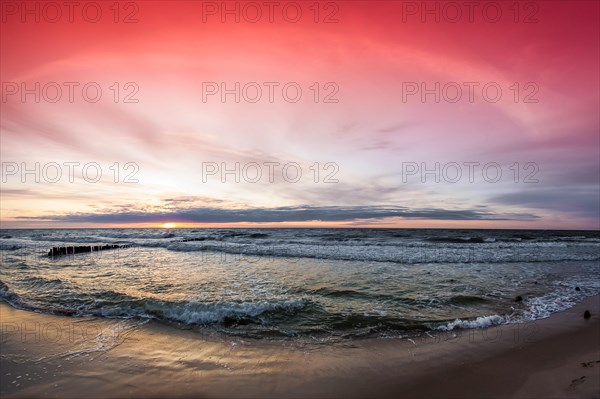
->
[1, 296, 598, 398]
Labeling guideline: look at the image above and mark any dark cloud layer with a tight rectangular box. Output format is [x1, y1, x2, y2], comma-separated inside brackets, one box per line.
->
[490, 187, 600, 220]
[18, 205, 539, 224]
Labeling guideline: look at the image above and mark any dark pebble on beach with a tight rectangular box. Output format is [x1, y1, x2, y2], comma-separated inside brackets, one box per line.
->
[515, 295, 523, 302]
[584, 310, 591, 319]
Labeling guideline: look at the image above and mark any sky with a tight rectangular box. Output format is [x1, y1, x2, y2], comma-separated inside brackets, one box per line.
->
[1, 0, 599, 229]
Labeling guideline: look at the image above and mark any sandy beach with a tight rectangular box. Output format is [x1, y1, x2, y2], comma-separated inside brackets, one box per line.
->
[1, 296, 598, 398]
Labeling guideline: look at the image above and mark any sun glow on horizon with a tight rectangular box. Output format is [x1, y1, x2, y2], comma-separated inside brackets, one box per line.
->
[162, 223, 177, 229]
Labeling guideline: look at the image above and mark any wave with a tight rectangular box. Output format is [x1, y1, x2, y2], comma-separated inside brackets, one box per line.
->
[20, 276, 67, 288]
[0, 280, 453, 337]
[3, 228, 598, 265]
[433, 277, 600, 332]
[6, 237, 599, 264]
[1, 243, 598, 268]
[427, 237, 488, 244]
[434, 315, 506, 331]
[301, 287, 402, 302]
[447, 295, 489, 305]
[0, 244, 23, 251]
[523, 277, 600, 320]
[7, 228, 598, 243]
[97, 298, 310, 326]
[2, 277, 598, 339]
[296, 288, 489, 308]
[154, 241, 600, 264]
[0, 280, 24, 307]
[0, 281, 310, 329]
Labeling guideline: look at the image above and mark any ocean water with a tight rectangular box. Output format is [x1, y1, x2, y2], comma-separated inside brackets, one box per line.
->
[0, 228, 599, 340]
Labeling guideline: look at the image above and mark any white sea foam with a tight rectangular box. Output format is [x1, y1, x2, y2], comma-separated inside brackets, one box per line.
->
[162, 300, 308, 324]
[97, 299, 309, 325]
[434, 275, 600, 331]
[435, 315, 506, 331]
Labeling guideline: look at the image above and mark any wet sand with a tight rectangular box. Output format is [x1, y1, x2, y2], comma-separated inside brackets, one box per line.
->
[1, 296, 599, 398]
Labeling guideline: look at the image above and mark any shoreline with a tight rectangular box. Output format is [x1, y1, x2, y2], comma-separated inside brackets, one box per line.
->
[1, 296, 599, 398]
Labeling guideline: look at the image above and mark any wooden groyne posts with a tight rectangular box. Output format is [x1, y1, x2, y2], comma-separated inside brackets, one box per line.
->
[47, 244, 130, 257]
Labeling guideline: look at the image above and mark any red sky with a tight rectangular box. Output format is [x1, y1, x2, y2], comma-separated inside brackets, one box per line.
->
[1, 1, 599, 229]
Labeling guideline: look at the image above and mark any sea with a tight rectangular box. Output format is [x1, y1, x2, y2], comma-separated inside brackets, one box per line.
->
[1, 228, 599, 340]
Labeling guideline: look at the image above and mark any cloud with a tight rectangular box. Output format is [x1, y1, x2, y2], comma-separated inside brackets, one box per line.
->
[18, 204, 539, 224]
[490, 187, 600, 219]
